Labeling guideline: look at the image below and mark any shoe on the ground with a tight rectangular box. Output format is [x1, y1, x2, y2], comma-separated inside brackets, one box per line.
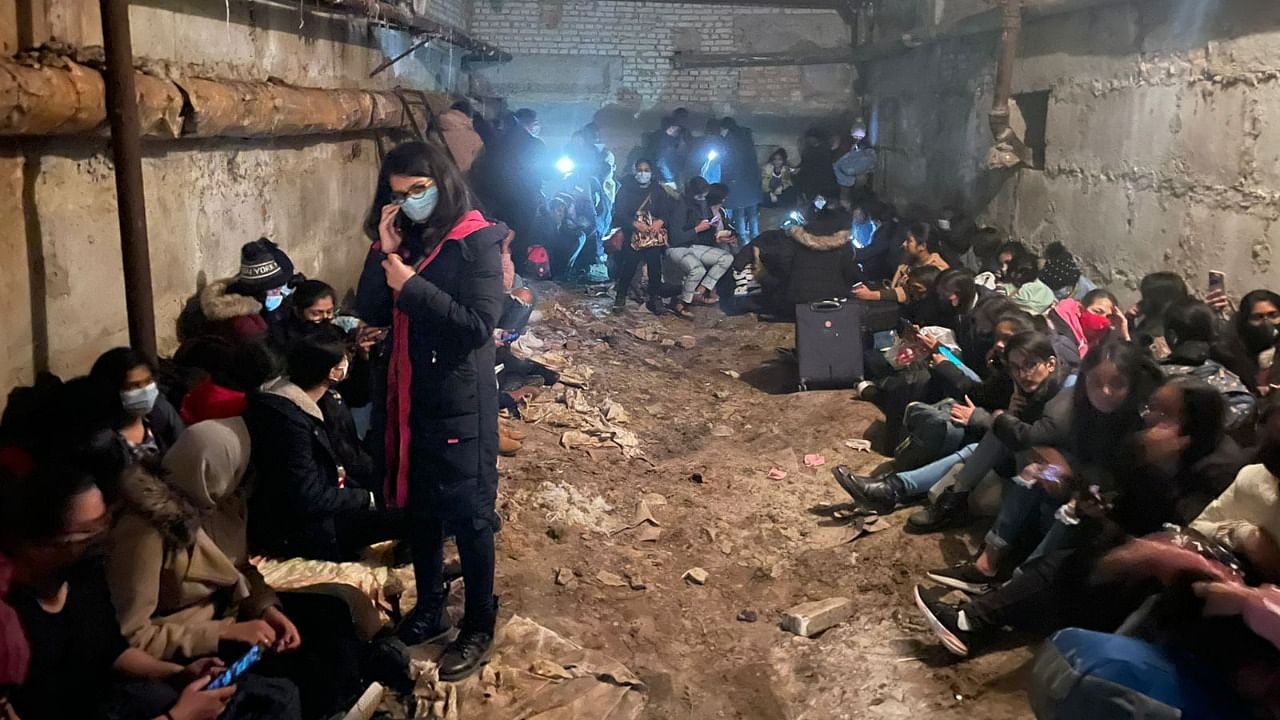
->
[646, 296, 665, 316]
[669, 301, 695, 319]
[925, 560, 1001, 595]
[500, 421, 527, 442]
[906, 489, 971, 533]
[498, 431, 522, 457]
[855, 380, 879, 403]
[362, 636, 413, 694]
[438, 627, 494, 682]
[914, 585, 975, 658]
[831, 466, 901, 515]
[397, 590, 452, 646]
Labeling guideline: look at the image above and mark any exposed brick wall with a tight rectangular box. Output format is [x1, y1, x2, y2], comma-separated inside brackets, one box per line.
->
[468, 0, 851, 111]
[414, 0, 472, 31]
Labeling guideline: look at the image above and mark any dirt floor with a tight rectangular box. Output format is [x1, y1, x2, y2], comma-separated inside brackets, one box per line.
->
[487, 283, 1036, 720]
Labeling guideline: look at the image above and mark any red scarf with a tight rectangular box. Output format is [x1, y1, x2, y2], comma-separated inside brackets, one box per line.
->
[383, 211, 493, 508]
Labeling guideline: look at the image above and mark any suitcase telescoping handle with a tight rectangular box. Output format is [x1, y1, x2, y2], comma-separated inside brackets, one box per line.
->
[809, 299, 845, 312]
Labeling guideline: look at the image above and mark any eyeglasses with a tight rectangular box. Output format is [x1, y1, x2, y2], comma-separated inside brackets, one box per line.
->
[1008, 359, 1048, 377]
[391, 178, 436, 204]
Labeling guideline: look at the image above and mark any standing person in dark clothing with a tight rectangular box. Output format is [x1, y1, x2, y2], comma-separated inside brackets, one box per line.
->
[472, 111, 547, 271]
[646, 118, 685, 188]
[611, 159, 675, 316]
[687, 118, 726, 185]
[795, 127, 839, 206]
[2, 463, 301, 720]
[720, 117, 761, 240]
[356, 142, 506, 681]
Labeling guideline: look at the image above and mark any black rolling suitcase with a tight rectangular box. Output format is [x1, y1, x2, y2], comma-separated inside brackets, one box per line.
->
[795, 299, 864, 391]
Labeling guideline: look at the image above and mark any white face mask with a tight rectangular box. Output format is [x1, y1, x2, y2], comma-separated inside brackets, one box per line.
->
[635, 171, 652, 185]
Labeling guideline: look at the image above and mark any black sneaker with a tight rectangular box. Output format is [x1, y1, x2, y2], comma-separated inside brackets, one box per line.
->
[906, 489, 971, 533]
[438, 628, 494, 682]
[925, 561, 1000, 595]
[646, 296, 665, 316]
[831, 466, 901, 515]
[396, 590, 451, 646]
[913, 585, 976, 658]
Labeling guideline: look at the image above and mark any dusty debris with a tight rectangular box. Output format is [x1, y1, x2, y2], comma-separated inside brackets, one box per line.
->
[689, 472, 705, 484]
[767, 468, 788, 480]
[710, 425, 734, 437]
[737, 610, 759, 623]
[721, 369, 740, 379]
[781, 597, 853, 637]
[601, 399, 629, 423]
[713, 389, 731, 399]
[803, 453, 826, 467]
[597, 570, 628, 587]
[682, 567, 709, 585]
[634, 525, 663, 544]
[640, 492, 668, 506]
[626, 325, 663, 342]
[844, 438, 873, 452]
[677, 335, 697, 349]
[554, 567, 574, 586]
[530, 658, 575, 680]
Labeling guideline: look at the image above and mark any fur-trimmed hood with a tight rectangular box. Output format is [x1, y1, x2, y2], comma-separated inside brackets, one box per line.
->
[264, 379, 324, 422]
[117, 462, 201, 547]
[788, 224, 852, 251]
[199, 277, 262, 321]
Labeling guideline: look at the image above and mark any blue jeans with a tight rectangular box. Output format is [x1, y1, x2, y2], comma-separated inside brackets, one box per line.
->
[985, 480, 1061, 553]
[897, 443, 977, 497]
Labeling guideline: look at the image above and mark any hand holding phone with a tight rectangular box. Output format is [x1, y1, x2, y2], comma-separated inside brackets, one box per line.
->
[207, 645, 264, 691]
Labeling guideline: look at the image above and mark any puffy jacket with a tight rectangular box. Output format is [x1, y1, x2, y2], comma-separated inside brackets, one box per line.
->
[244, 381, 374, 559]
[1161, 341, 1257, 432]
[785, 225, 862, 305]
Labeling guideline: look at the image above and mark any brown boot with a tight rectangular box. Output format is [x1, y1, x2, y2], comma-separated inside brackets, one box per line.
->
[501, 421, 527, 442]
[498, 427, 523, 457]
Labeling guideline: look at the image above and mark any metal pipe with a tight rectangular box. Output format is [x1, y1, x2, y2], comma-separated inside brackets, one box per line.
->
[672, 48, 854, 69]
[318, 0, 510, 61]
[990, 0, 1021, 134]
[99, 0, 158, 358]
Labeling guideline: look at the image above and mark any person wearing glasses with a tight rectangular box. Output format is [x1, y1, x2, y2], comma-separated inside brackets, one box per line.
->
[356, 142, 506, 681]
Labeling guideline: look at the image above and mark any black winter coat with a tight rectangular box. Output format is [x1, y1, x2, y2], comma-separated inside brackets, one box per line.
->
[244, 382, 372, 560]
[785, 225, 862, 305]
[356, 218, 506, 527]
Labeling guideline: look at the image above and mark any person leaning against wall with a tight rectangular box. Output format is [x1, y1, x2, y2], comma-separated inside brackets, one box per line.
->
[356, 141, 506, 682]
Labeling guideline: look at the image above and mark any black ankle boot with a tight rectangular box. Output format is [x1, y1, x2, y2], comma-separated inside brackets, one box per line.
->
[906, 489, 971, 533]
[397, 586, 451, 646]
[646, 296, 664, 316]
[438, 627, 494, 682]
[832, 465, 902, 515]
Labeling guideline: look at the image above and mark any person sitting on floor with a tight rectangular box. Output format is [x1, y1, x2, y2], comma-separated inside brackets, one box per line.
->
[1039, 241, 1099, 301]
[3, 461, 302, 720]
[784, 207, 862, 306]
[181, 239, 298, 343]
[853, 222, 949, 305]
[1159, 299, 1257, 433]
[86, 348, 186, 494]
[244, 334, 406, 563]
[667, 177, 734, 318]
[999, 246, 1056, 315]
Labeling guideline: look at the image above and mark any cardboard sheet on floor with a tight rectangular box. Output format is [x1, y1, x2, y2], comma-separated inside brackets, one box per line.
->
[455, 615, 647, 719]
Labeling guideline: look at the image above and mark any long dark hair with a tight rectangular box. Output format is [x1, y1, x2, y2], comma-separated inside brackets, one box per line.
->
[1073, 339, 1161, 457]
[1165, 376, 1226, 468]
[936, 268, 977, 316]
[1235, 289, 1280, 341]
[1137, 272, 1190, 325]
[363, 142, 473, 247]
[88, 347, 154, 429]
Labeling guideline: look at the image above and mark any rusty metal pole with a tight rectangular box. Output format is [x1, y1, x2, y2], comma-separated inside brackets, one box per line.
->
[989, 0, 1022, 141]
[99, 0, 158, 359]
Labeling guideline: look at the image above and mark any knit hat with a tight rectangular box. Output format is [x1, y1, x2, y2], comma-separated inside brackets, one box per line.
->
[1040, 242, 1081, 291]
[236, 238, 293, 293]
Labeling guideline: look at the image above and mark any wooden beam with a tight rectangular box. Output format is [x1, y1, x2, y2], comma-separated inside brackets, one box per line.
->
[672, 48, 852, 68]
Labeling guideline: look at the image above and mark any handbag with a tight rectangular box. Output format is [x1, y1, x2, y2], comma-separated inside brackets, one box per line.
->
[604, 227, 624, 255]
[630, 195, 668, 250]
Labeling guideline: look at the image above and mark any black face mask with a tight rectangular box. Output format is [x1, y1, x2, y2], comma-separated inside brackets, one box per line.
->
[1243, 322, 1278, 354]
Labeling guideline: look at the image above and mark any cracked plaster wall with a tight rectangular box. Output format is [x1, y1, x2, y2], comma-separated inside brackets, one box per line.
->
[1, 0, 465, 398]
[863, 0, 1280, 299]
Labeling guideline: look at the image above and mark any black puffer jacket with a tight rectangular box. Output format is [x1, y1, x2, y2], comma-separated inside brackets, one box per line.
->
[244, 381, 373, 560]
[357, 215, 506, 528]
[785, 225, 862, 305]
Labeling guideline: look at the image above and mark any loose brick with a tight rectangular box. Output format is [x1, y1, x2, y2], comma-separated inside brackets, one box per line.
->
[781, 597, 853, 637]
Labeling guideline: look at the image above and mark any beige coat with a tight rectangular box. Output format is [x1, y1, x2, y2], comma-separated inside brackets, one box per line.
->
[1192, 463, 1280, 552]
[439, 109, 484, 172]
[107, 418, 278, 661]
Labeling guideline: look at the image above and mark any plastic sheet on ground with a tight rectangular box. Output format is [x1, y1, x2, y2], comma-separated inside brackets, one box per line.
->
[456, 615, 647, 720]
[255, 549, 411, 624]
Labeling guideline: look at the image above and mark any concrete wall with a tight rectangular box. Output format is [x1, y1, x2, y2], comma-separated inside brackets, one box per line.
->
[861, 0, 1280, 298]
[1, 0, 466, 397]
[467, 0, 857, 161]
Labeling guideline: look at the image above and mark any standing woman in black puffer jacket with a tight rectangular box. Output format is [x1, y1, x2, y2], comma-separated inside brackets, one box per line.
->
[356, 141, 505, 681]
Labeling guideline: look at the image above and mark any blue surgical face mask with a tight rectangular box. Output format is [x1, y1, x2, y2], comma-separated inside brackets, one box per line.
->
[121, 383, 159, 418]
[264, 291, 284, 312]
[400, 185, 439, 223]
[813, 195, 827, 210]
[635, 171, 652, 185]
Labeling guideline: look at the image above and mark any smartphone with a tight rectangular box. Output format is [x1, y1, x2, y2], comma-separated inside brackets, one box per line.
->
[207, 645, 264, 691]
[1208, 270, 1226, 295]
[852, 281, 867, 292]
